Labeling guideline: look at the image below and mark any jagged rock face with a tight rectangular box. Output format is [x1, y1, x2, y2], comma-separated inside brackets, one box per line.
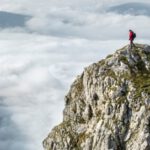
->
[43, 44, 150, 150]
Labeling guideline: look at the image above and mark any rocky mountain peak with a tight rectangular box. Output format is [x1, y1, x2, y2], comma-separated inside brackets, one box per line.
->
[43, 44, 150, 150]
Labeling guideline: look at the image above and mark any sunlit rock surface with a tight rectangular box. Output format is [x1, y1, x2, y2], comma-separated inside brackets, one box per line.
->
[43, 44, 150, 150]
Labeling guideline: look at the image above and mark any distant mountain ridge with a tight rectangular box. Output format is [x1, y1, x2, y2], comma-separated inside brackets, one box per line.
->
[107, 2, 150, 16]
[0, 11, 31, 28]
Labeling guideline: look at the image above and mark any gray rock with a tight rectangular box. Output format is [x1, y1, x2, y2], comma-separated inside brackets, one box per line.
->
[43, 44, 150, 150]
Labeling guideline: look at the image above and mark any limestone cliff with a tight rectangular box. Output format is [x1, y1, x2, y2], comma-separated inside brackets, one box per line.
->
[43, 44, 150, 150]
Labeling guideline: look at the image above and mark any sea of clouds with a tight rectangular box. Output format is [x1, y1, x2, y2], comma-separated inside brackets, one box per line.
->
[0, 0, 150, 150]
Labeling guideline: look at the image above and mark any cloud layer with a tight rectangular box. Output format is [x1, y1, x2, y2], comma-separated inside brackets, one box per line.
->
[1, 1, 150, 40]
[0, 0, 150, 150]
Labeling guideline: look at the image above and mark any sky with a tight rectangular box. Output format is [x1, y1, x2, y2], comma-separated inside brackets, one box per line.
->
[0, 0, 150, 150]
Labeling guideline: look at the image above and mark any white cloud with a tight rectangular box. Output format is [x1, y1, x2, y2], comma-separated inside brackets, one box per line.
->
[26, 12, 150, 40]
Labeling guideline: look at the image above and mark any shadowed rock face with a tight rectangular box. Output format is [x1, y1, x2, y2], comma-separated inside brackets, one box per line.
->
[43, 44, 150, 150]
[107, 2, 150, 16]
[0, 11, 31, 28]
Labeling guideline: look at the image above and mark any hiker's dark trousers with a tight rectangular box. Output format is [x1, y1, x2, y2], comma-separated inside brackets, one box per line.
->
[130, 40, 135, 49]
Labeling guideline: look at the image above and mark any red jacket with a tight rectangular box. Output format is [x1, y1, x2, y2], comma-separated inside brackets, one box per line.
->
[129, 31, 133, 41]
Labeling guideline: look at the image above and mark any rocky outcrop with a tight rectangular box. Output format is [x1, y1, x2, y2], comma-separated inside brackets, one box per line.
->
[43, 44, 150, 150]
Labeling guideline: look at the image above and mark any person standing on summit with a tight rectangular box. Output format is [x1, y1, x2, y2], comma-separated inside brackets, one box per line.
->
[129, 29, 136, 49]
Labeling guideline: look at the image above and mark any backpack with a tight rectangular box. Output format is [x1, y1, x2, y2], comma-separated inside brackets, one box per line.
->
[133, 32, 136, 39]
